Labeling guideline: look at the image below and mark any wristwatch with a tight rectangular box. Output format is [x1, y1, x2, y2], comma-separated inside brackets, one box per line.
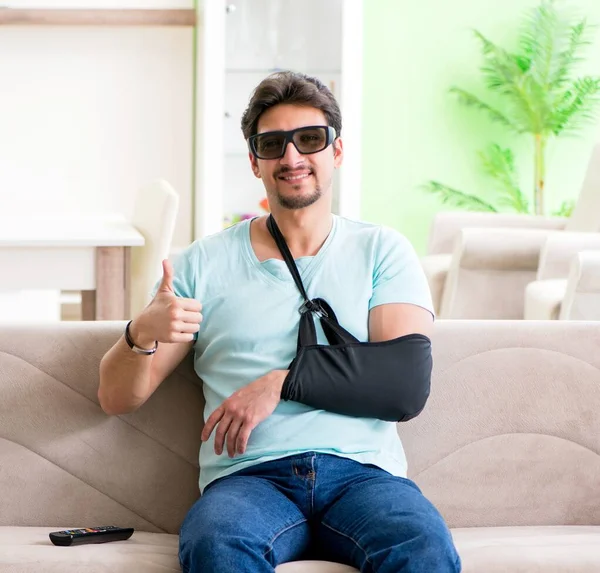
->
[125, 320, 158, 355]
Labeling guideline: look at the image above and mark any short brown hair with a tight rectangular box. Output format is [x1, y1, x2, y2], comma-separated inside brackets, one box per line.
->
[240, 71, 342, 140]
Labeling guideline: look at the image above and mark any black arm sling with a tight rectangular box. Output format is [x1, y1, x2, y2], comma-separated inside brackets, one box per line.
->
[266, 215, 432, 423]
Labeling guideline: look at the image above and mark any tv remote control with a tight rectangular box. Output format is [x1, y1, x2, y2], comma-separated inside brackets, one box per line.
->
[49, 526, 134, 546]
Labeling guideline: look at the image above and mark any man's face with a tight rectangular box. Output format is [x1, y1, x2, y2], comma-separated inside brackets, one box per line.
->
[249, 104, 343, 210]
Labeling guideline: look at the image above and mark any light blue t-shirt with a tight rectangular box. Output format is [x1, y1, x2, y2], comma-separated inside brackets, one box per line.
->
[159, 215, 434, 492]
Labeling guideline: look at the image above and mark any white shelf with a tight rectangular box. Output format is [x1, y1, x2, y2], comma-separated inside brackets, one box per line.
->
[0, 8, 197, 26]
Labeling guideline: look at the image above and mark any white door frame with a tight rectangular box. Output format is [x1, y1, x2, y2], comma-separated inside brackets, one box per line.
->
[192, 0, 363, 239]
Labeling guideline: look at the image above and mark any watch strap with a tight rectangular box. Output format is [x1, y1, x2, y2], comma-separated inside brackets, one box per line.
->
[125, 320, 158, 355]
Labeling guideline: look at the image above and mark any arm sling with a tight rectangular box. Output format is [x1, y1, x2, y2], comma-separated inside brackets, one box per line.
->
[267, 215, 432, 423]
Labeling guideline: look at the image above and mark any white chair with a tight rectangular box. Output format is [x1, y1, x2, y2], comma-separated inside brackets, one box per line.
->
[424, 142, 600, 319]
[561, 250, 600, 320]
[61, 179, 180, 320]
[525, 249, 600, 320]
[128, 179, 179, 318]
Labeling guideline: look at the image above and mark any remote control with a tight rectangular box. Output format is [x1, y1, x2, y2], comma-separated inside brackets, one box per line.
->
[49, 526, 134, 546]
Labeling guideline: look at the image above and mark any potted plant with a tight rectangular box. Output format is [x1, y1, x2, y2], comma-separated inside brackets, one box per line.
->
[423, 0, 600, 216]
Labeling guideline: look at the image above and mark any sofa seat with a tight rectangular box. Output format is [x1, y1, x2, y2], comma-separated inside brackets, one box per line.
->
[0, 527, 356, 573]
[524, 278, 568, 319]
[452, 525, 600, 572]
[2, 525, 600, 573]
[0, 527, 180, 573]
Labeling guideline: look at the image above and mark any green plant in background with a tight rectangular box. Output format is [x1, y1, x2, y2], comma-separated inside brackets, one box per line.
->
[423, 0, 600, 217]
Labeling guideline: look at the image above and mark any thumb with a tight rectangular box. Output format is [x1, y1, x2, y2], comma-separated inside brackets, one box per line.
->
[158, 259, 175, 294]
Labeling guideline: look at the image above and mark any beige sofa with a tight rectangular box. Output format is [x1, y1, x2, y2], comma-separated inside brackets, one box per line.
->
[1, 320, 599, 572]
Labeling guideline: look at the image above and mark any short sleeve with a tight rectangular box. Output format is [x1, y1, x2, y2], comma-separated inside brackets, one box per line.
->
[369, 227, 435, 318]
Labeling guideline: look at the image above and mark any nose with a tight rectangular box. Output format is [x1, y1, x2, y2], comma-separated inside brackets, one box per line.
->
[280, 140, 304, 167]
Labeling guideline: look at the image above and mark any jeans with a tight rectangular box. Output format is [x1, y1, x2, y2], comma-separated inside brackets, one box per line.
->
[179, 453, 461, 573]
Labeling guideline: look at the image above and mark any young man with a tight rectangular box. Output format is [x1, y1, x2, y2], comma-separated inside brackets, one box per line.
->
[99, 71, 461, 573]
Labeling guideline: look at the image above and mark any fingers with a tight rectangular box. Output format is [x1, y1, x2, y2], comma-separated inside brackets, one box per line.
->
[201, 407, 223, 442]
[214, 416, 233, 456]
[169, 332, 197, 343]
[235, 424, 253, 455]
[179, 298, 202, 312]
[226, 419, 244, 458]
[202, 407, 250, 458]
[158, 259, 174, 293]
[177, 310, 203, 324]
[173, 320, 201, 334]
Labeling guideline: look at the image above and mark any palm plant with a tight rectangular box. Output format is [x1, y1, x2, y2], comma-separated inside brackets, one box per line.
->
[424, 0, 600, 216]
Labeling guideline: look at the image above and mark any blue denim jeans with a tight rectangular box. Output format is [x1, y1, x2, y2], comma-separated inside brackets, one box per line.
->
[179, 453, 461, 573]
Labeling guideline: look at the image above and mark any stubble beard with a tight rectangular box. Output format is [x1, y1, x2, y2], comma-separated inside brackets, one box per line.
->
[275, 183, 323, 210]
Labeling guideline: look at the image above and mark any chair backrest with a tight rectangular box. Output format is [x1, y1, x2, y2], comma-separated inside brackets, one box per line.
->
[129, 180, 179, 318]
[565, 143, 600, 232]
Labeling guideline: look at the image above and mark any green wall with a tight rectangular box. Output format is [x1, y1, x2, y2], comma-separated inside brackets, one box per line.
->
[362, 0, 600, 254]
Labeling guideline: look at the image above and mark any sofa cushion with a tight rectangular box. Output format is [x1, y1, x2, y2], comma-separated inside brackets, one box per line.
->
[0, 527, 180, 573]
[453, 525, 600, 572]
[2, 525, 599, 572]
[0, 527, 356, 573]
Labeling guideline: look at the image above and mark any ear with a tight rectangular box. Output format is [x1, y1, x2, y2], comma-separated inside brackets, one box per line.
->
[249, 152, 261, 178]
[333, 137, 344, 169]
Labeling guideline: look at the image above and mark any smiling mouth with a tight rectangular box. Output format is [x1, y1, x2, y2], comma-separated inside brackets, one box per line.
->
[279, 173, 312, 182]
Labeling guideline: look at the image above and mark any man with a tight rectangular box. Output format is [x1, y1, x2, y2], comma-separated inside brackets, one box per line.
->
[99, 71, 461, 573]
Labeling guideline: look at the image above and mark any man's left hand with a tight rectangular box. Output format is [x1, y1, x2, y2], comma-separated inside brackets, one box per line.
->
[201, 369, 288, 457]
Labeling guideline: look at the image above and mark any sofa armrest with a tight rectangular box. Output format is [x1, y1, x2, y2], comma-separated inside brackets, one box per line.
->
[559, 250, 600, 320]
[439, 227, 554, 319]
[537, 231, 600, 280]
[427, 211, 567, 255]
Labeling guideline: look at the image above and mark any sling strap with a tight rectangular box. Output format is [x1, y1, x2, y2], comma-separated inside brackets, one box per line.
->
[266, 215, 359, 350]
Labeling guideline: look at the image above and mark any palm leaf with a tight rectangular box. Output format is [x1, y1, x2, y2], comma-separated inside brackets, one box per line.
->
[421, 181, 498, 212]
[477, 145, 530, 213]
[551, 76, 600, 135]
[473, 30, 523, 93]
[518, 0, 564, 87]
[472, 30, 542, 132]
[549, 19, 594, 90]
[449, 88, 516, 129]
[552, 199, 576, 217]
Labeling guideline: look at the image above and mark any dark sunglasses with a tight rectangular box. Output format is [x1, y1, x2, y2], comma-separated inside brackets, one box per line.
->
[248, 125, 336, 160]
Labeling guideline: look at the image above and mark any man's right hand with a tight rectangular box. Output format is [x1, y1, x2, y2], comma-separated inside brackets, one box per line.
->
[129, 259, 203, 348]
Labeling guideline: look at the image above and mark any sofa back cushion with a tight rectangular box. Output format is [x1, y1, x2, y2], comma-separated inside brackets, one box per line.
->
[401, 320, 600, 528]
[0, 320, 598, 532]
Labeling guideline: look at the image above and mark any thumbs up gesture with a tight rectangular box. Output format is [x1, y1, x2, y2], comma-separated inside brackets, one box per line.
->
[131, 259, 203, 347]
[157, 258, 177, 295]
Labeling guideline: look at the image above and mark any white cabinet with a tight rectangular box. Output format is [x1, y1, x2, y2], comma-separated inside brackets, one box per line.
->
[224, 0, 342, 72]
[194, 0, 363, 239]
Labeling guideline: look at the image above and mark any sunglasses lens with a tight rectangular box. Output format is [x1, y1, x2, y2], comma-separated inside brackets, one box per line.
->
[251, 126, 331, 159]
[254, 133, 286, 159]
[293, 127, 328, 154]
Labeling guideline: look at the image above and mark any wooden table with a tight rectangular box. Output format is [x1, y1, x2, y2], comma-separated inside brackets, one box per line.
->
[0, 214, 144, 320]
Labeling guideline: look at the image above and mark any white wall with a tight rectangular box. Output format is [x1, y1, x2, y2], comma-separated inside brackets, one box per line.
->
[0, 0, 194, 249]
